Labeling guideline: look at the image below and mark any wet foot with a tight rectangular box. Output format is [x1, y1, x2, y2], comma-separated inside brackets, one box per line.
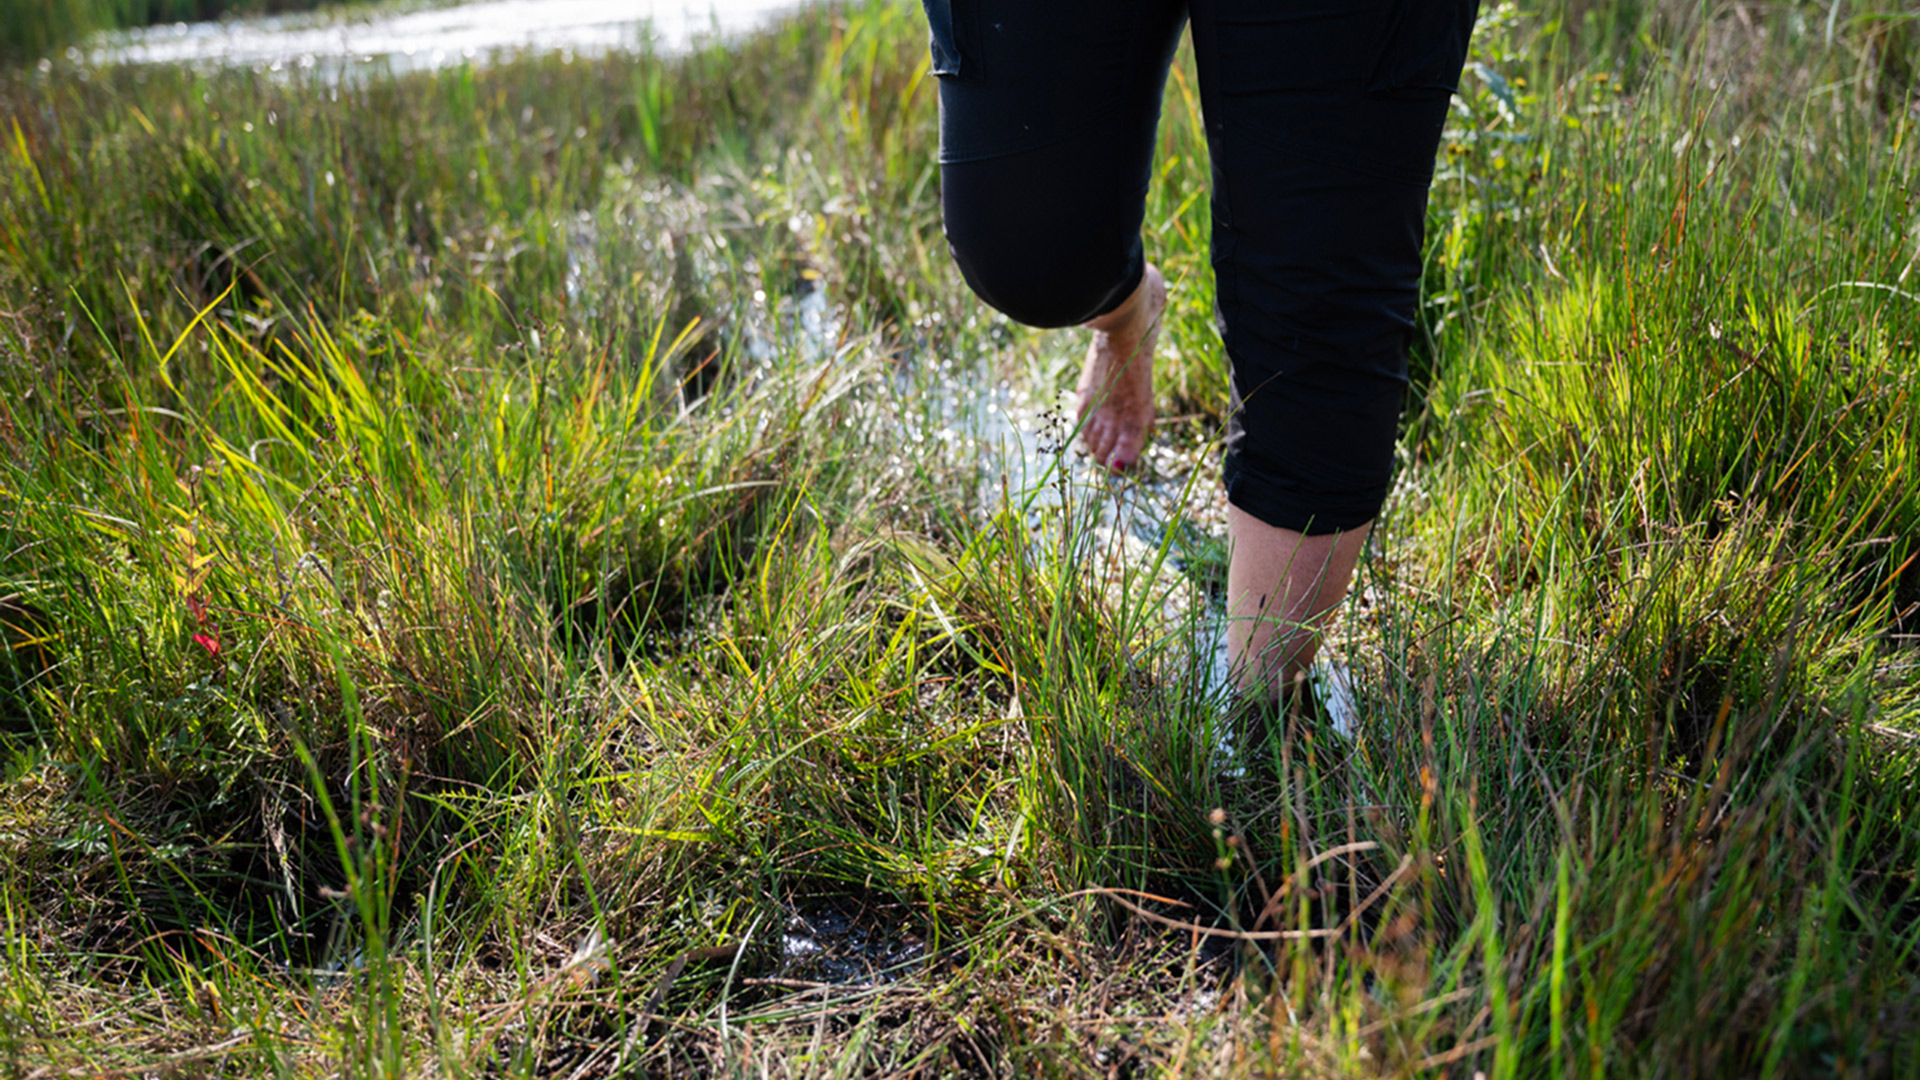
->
[1076, 262, 1165, 473]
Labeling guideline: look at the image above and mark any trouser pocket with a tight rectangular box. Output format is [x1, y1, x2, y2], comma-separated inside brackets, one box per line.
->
[1366, 0, 1479, 97]
[921, 0, 980, 81]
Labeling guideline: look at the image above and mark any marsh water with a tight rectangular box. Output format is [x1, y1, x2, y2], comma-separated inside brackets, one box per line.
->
[94, 0, 816, 71]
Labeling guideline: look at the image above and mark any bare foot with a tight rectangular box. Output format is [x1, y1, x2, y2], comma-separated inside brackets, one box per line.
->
[1075, 263, 1159, 468]
[1076, 263, 1166, 472]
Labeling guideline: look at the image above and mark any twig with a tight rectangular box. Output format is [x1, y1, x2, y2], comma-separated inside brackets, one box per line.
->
[1335, 853, 1415, 938]
[1251, 840, 1383, 930]
[1094, 889, 1342, 942]
[713, 983, 910, 1026]
[1414, 1033, 1501, 1071]
[741, 977, 881, 992]
[1356, 986, 1478, 1038]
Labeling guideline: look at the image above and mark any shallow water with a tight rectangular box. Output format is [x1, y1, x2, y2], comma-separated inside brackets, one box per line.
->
[93, 0, 817, 71]
[775, 903, 925, 985]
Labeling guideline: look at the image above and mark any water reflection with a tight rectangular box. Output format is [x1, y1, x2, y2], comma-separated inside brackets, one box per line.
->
[94, 0, 815, 71]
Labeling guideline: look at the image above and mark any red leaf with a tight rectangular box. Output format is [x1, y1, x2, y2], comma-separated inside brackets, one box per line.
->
[192, 632, 221, 656]
[186, 593, 208, 625]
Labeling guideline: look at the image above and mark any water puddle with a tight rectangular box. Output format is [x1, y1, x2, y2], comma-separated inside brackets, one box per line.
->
[773, 903, 925, 986]
[93, 0, 817, 72]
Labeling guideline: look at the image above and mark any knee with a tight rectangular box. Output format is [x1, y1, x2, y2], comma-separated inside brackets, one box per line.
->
[947, 227, 1138, 329]
[940, 155, 1142, 329]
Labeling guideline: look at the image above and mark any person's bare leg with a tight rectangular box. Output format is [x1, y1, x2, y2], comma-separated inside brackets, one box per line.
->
[1226, 505, 1370, 702]
[1076, 263, 1166, 472]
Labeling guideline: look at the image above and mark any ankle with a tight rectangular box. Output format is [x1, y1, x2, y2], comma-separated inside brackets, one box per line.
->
[1083, 264, 1160, 335]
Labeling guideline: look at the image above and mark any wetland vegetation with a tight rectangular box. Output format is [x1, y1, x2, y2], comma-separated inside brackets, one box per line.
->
[2, 0, 1919, 1074]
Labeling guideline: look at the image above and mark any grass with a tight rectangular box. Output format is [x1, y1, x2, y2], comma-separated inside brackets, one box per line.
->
[1, 0, 1918, 1074]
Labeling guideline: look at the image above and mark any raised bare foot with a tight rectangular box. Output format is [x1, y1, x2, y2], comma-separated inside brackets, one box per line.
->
[1076, 263, 1166, 472]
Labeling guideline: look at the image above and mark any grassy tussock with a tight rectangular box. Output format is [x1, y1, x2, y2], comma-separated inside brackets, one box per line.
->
[1, 0, 1919, 1076]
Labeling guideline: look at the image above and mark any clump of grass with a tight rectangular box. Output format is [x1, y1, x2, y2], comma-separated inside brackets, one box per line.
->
[1, 0, 1919, 1076]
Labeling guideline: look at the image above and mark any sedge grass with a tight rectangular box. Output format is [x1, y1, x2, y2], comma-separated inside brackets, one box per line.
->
[1, 0, 1919, 1075]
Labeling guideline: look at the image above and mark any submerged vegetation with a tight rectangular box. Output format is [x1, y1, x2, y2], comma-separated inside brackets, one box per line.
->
[1, 0, 1918, 1074]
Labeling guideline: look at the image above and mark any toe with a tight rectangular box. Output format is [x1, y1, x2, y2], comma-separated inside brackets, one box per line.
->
[1085, 421, 1114, 466]
[1112, 428, 1144, 473]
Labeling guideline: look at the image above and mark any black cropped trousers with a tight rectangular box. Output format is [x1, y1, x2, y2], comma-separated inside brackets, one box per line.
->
[925, 0, 1476, 534]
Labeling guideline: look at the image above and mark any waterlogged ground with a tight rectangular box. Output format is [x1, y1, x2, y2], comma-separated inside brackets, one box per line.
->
[94, 0, 818, 70]
[86, 0, 1273, 995]
[6, 0, 1920, 1074]
[95, 0, 1242, 666]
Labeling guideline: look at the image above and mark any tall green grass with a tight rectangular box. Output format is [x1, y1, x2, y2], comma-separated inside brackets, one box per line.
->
[1, 0, 1918, 1075]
